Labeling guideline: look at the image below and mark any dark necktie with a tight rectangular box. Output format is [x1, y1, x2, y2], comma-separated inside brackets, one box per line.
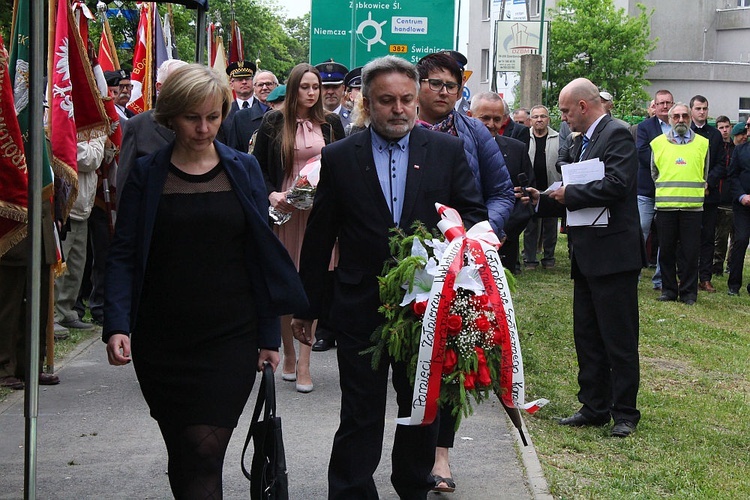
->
[242, 101, 250, 109]
[578, 134, 590, 161]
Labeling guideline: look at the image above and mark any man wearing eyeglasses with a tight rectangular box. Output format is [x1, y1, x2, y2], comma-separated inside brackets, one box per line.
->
[104, 70, 135, 120]
[252, 70, 279, 111]
[523, 105, 561, 270]
[650, 103, 710, 305]
[636, 89, 675, 291]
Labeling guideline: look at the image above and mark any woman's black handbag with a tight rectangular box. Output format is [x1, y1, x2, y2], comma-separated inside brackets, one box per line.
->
[242, 363, 289, 500]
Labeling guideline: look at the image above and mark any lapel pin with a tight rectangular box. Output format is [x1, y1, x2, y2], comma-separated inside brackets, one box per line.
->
[414, 164, 420, 170]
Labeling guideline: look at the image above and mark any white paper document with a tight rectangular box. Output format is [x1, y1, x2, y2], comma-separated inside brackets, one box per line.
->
[561, 159, 609, 227]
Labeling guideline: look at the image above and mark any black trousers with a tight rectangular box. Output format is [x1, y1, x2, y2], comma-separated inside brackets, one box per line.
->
[698, 203, 719, 282]
[329, 330, 438, 500]
[573, 267, 641, 425]
[727, 203, 750, 292]
[656, 210, 702, 301]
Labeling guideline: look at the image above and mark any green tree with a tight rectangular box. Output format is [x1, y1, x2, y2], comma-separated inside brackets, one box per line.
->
[86, 0, 311, 83]
[547, 0, 656, 118]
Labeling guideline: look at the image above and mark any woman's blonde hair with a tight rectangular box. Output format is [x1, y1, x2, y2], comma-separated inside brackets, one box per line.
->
[279, 63, 327, 176]
[154, 64, 232, 128]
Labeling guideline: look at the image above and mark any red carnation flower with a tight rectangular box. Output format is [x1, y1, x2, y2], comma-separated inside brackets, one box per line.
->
[464, 371, 477, 390]
[475, 315, 491, 332]
[412, 300, 427, 317]
[475, 346, 487, 364]
[473, 294, 489, 307]
[442, 349, 458, 374]
[478, 364, 492, 386]
[447, 314, 462, 335]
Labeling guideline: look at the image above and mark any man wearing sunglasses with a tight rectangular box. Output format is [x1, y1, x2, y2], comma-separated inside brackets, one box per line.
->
[650, 103, 710, 305]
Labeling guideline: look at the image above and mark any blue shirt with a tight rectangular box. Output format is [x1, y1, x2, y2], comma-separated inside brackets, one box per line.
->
[371, 130, 410, 226]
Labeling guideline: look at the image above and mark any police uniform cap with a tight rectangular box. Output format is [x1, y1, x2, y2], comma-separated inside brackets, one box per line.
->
[439, 50, 468, 69]
[226, 61, 256, 79]
[315, 59, 348, 86]
[344, 67, 363, 89]
[267, 85, 286, 103]
[104, 69, 129, 87]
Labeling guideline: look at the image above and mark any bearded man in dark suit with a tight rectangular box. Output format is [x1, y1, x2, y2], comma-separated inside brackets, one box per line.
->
[523, 78, 646, 438]
[291, 56, 486, 499]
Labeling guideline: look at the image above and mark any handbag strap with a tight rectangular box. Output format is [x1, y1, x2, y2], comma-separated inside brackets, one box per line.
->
[241, 362, 276, 480]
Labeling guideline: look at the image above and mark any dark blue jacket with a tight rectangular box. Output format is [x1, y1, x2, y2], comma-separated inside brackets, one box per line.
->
[636, 116, 664, 198]
[729, 142, 750, 204]
[454, 113, 515, 236]
[103, 141, 308, 348]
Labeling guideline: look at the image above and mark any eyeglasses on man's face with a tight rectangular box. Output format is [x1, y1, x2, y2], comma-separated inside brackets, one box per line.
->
[254, 82, 275, 88]
[655, 100, 673, 107]
[420, 78, 460, 95]
[118, 84, 133, 91]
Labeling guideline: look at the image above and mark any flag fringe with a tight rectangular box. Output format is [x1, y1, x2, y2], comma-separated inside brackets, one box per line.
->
[0, 224, 27, 258]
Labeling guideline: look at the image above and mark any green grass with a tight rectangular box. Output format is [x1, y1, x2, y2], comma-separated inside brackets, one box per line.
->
[514, 234, 750, 499]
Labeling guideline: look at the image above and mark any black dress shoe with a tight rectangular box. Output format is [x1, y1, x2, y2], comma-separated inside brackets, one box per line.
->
[656, 294, 677, 302]
[680, 298, 696, 306]
[312, 338, 336, 352]
[728, 289, 739, 297]
[611, 421, 636, 437]
[558, 412, 609, 427]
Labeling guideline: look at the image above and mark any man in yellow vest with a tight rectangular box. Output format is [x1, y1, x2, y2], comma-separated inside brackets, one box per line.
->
[651, 103, 710, 305]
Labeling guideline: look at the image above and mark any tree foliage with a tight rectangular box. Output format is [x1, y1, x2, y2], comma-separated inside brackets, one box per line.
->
[547, 0, 656, 117]
[86, 0, 310, 82]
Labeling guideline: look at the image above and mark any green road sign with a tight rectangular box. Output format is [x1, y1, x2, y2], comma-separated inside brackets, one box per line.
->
[311, 0, 456, 68]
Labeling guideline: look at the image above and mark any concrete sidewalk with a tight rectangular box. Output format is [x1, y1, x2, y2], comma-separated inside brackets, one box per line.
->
[0, 334, 551, 499]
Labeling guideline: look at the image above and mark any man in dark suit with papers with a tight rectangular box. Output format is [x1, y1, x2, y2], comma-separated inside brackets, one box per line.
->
[291, 55, 486, 498]
[523, 78, 646, 438]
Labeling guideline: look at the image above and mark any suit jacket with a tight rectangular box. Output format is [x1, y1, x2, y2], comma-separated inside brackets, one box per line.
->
[116, 110, 174, 205]
[104, 141, 308, 347]
[636, 115, 665, 197]
[729, 142, 750, 204]
[496, 134, 535, 237]
[538, 115, 647, 277]
[253, 111, 346, 194]
[227, 99, 267, 152]
[297, 126, 487, 336]
[502, 119, 531, 148]
[691, 122, 725, 204]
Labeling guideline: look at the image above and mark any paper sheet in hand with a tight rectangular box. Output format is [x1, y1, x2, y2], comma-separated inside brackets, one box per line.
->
[561, 159, 609, 226]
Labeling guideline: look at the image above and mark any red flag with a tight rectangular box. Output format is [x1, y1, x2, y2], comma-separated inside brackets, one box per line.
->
[50, 0, 79, 199]
[98, 30, 115, 72]
[0, 32, 28, 257]
[228, 20, 244, 64]
[128, 2, 153, 115]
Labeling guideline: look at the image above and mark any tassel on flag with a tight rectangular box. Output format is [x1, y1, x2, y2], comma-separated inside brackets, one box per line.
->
[0, 31, 29, 257]
[128, 2, 153, 115]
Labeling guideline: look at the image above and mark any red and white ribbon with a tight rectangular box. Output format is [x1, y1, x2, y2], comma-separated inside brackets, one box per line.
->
[398, 204, 548, 426]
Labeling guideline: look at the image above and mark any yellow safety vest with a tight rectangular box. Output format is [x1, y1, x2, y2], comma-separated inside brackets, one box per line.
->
[651, 134, 708, 209]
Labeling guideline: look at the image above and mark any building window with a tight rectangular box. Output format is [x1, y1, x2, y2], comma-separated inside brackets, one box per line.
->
[481, 49, 490, 82]
[739, 0, 750, 7]
[739, 97, 750, 121]
[482, 0, 491, 19]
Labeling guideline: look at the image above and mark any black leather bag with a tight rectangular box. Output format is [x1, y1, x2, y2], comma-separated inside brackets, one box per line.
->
[242, 363, 289, 500]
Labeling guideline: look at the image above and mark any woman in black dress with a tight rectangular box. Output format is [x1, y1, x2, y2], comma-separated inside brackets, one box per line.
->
[104, 64, 306, 499]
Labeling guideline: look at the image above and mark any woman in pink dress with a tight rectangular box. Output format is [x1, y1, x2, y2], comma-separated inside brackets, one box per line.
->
[253, 63, 345, 392]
